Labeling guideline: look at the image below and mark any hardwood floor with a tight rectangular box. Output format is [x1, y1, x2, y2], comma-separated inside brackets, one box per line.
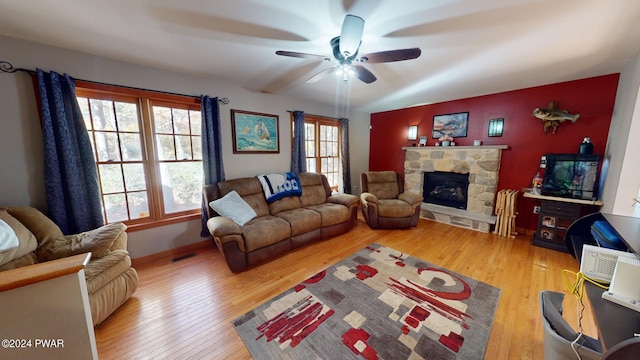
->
[94, 217, 596, 359]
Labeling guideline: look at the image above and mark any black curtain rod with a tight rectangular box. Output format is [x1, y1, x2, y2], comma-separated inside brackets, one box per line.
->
[287, 110, 342, 120]
[0, 60, 229, 105]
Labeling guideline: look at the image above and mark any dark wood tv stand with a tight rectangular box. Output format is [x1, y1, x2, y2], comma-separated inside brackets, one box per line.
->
[523, 192, 603, 252]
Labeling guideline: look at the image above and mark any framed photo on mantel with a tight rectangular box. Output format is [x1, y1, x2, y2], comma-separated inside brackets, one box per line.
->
[231, 109, 280, 154]
[432, 112, 469, 138]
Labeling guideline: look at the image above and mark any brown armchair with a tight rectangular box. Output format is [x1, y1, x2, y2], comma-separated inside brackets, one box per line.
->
[360, 171, 423, 229]
[0, 206, 138, 326]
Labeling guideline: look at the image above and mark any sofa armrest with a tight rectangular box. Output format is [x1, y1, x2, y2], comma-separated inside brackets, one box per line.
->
[206, 216, 246, 251]
[109, 229, 127, 251]
[398, 192, 423, 207]
[205, 216, 248, 272]
[37, 223, 127, 262]
[327, 194, 360, 208]
[206, 216, 242, 236]
[360, 192, 379, 206]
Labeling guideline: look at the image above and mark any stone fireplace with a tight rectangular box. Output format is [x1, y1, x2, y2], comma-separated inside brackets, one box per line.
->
[403, 145, 507, 232]
[423, 171, 469, 209]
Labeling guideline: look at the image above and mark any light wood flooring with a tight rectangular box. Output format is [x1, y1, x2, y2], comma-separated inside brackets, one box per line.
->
[94, 216, 596, 359]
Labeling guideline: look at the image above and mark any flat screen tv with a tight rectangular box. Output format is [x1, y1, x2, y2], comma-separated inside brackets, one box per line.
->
[541, 153, 600, 200]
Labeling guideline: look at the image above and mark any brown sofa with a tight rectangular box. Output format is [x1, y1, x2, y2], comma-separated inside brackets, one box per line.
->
[204, 172, 360, 273]
[0, 206, 139, 326]
[360, 171, 423, 229]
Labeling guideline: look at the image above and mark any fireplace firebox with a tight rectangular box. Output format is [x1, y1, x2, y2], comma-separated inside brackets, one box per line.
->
[423, 171, 470, 210]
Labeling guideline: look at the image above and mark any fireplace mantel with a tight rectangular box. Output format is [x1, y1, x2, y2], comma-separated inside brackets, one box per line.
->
[403, 145, 508, 232]
[402, 145, 509, 151]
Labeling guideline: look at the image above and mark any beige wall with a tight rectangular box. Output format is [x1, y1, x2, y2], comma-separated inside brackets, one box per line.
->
[0, 35, 370, 258]
[601, 55, 640, 216]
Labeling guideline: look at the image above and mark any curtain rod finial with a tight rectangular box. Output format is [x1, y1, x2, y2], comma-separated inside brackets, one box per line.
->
[219, 97, 229, 105]
[0, 61, 18, 73]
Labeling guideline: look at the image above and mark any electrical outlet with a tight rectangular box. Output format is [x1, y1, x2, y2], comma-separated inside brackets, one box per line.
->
[533, 206, 541, 214]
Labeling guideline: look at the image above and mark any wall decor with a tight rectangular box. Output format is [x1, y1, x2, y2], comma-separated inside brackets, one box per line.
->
[532, 100, 580, 134]
[231, 109, 279, 153]
[432, 112, 469, 138]
[407, 125, 418, 140]
[488, 118, 504, 137]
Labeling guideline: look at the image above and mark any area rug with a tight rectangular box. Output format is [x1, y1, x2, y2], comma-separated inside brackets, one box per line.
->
[233, 243, 501, 359]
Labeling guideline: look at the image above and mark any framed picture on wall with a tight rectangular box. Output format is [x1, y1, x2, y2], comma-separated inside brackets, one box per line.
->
[231, 109, 280, 154]
[432, 112, 469, 138]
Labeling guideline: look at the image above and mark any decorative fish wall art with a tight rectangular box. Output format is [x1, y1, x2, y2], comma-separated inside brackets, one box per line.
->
[532, 100, 580, 134]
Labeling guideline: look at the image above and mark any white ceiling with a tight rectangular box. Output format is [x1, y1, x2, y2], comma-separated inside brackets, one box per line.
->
[1, 0, 639, 114]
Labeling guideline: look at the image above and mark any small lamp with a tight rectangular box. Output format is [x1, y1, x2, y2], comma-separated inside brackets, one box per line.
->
[408, 125, 418, 140]
[488, 118, 504, 137]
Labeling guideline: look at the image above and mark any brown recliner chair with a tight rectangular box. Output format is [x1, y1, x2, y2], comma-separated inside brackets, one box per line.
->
[360, 171, 423, 229]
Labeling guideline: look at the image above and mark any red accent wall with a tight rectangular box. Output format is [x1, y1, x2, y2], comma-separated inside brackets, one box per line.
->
[369, 74, 620, 230]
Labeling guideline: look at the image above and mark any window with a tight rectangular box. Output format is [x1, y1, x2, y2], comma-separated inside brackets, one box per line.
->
[293, 114, 340, 191]
[75, 82, 202, 230]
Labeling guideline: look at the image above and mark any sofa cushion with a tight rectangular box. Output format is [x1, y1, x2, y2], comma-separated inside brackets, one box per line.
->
[84, 249, 132, 294]
[398, 191, 423, 206]
[377, 199, 416, 217]
[209, 190, 257, 226]
[242, 215, 291, 252]
[365, 171, 400, 199]
[305, 203, 350, 227]
[218, 177, 270, 218]
[37, 223, 126, 262]
[4, 206, 64, 248]
[298, 173, 329, 207]
[0, 210, 38, 267]
[0, 252, 37, 271]
[275, 208, 321, 236]
[269, 195, 302, 215]
[88, 265, 138, 326]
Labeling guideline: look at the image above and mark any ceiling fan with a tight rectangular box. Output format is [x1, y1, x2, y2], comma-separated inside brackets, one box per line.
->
[276, 15, 421, 84]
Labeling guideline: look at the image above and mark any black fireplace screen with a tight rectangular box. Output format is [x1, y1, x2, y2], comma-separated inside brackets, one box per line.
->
[423, 171, 469, 210]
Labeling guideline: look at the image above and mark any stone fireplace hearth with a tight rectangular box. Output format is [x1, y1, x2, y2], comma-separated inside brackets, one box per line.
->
[403, 145, 508, 232]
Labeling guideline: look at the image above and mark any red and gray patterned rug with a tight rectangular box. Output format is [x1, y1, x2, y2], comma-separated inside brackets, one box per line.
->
[233, 243, 501, 359]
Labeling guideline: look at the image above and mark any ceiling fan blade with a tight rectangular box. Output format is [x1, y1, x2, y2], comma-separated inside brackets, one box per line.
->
[339, 15, 364, 57]
[276, 50, 330, 61]
[359, 48, 422, 63]
[351, 64, 377, 84]
[306, 65, 339, 83]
